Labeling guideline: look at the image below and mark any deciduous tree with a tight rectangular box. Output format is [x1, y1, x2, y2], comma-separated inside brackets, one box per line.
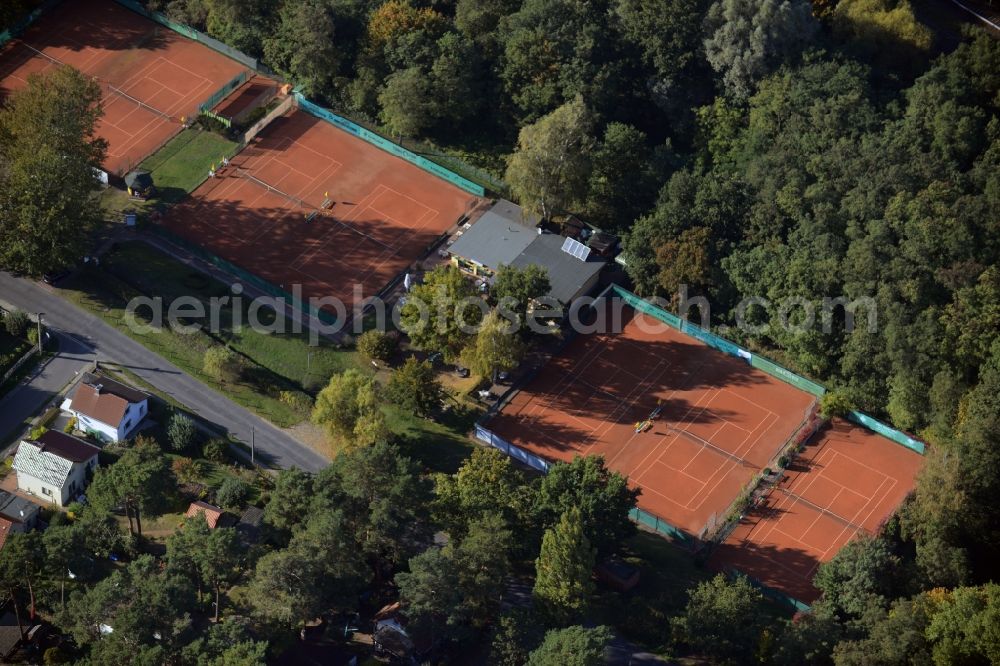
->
[0, 67, 105, 275]
[505, 96, 595, 220]
[491, 264, 550, 330]
[400, 264, 482, 363]
[385, 356, 444, 417]
[312, 368, 379, 439]
[671, 574, 764, 662]
[263, 0, 342, 98]
[461, 310, 525, 382]
[203, 346, 243, 383]
[536, 455, 638, 557]
[532, 507, 595, 626]
[703, 0, 817, 101]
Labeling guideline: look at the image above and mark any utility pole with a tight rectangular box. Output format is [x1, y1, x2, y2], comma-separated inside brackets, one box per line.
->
[251, 426, 255, 465]
[36, 313, 44, 353]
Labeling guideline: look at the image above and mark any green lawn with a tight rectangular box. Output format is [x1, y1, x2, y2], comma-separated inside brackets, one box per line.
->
[101, 129, 241, 223]
[139, 129, 240, 204]
[60, 241, 362, 428]
[385, 401, 480, 474]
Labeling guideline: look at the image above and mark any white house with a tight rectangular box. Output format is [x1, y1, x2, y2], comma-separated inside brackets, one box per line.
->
[12, 431, 100, 507]
[63, 373, 149, 443]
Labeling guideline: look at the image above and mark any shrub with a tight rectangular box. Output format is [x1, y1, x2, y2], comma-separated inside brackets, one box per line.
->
[166, 413, 198, 452]
[27, 327, 39, 347]
[63, 417, 78, 434]
[203, 438, 229, 463]
[279, 390, 313, 413]
[29, 426, 47, 440]
[819, 390, 852, 419]
[216, 477, 250, 509]
[3, 309, 29, 338]
[356, 329, 397, 363]
[171, 457, 200, 484]
[43, 646, 69, 664]
[203, 346, 243, 383]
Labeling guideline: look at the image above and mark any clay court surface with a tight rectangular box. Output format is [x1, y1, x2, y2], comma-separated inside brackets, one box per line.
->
[0, 0, 246, 174]
[711, 418, 923, 603]
[163, 108, 481, 309]
[489, 308, 817, 536]
[213, 78, 275, 120]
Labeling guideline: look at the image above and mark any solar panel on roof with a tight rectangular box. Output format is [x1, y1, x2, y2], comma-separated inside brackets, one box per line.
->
[560, 236, 592, 262]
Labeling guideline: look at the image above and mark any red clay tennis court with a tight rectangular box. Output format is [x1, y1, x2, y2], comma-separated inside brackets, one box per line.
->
[710, 418, 923, 603]
[0, 0, 246, 175]
[488, 307, 817, 536]
[162, 107, 482, 311]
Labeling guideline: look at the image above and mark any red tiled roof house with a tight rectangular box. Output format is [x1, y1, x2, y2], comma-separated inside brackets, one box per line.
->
[63, 373, 149, 443]
[185, 501, 224, 529]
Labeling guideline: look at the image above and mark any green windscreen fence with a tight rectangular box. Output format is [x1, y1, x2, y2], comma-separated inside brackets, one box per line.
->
[725, 569, 812, 613]
[630, 508, 693, 544]
[199, 70, 249, 114]
[848, 411, 925, 455]
[150, 226, 340, 327]
[748, 355, 827, 397]
[294, 93, 486, 197]
[608, 285, 927, 456]
[611, 284, 827, 397]
[113, 0, 258, 70]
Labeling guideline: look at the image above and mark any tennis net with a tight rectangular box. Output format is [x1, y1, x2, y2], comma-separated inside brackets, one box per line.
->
[665, 425, 757, 469]
[103, 81, 174, 121]
[236, 167, 306, 209]
[17, 40, 64, 67]
[775, 486, 868, 533]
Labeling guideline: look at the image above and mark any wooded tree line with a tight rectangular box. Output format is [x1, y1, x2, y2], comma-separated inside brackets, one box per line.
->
[0, 429, 639, 664]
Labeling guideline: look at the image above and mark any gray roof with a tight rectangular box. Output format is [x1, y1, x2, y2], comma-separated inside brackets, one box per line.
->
[12, 435, 96, 490]
[510, 233, 606, 304]
[0, 491, 40, 523]
[447, 199, 540, 270]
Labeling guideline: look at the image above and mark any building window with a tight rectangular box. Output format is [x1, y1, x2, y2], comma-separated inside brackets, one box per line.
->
[41, 487, 52, 497]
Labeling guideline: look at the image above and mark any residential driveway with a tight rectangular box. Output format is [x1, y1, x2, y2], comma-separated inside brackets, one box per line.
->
[0, 329, 94, 446]
[0, 273, 326, 472]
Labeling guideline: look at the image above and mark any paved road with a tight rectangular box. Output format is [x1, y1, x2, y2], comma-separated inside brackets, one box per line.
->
[0, 272, 326, 472]
[0, 330, 94, 446]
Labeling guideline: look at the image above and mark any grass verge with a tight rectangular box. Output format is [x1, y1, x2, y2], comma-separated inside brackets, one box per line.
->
[101, 128, 241, 221]
[60, 241, 361, 428]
